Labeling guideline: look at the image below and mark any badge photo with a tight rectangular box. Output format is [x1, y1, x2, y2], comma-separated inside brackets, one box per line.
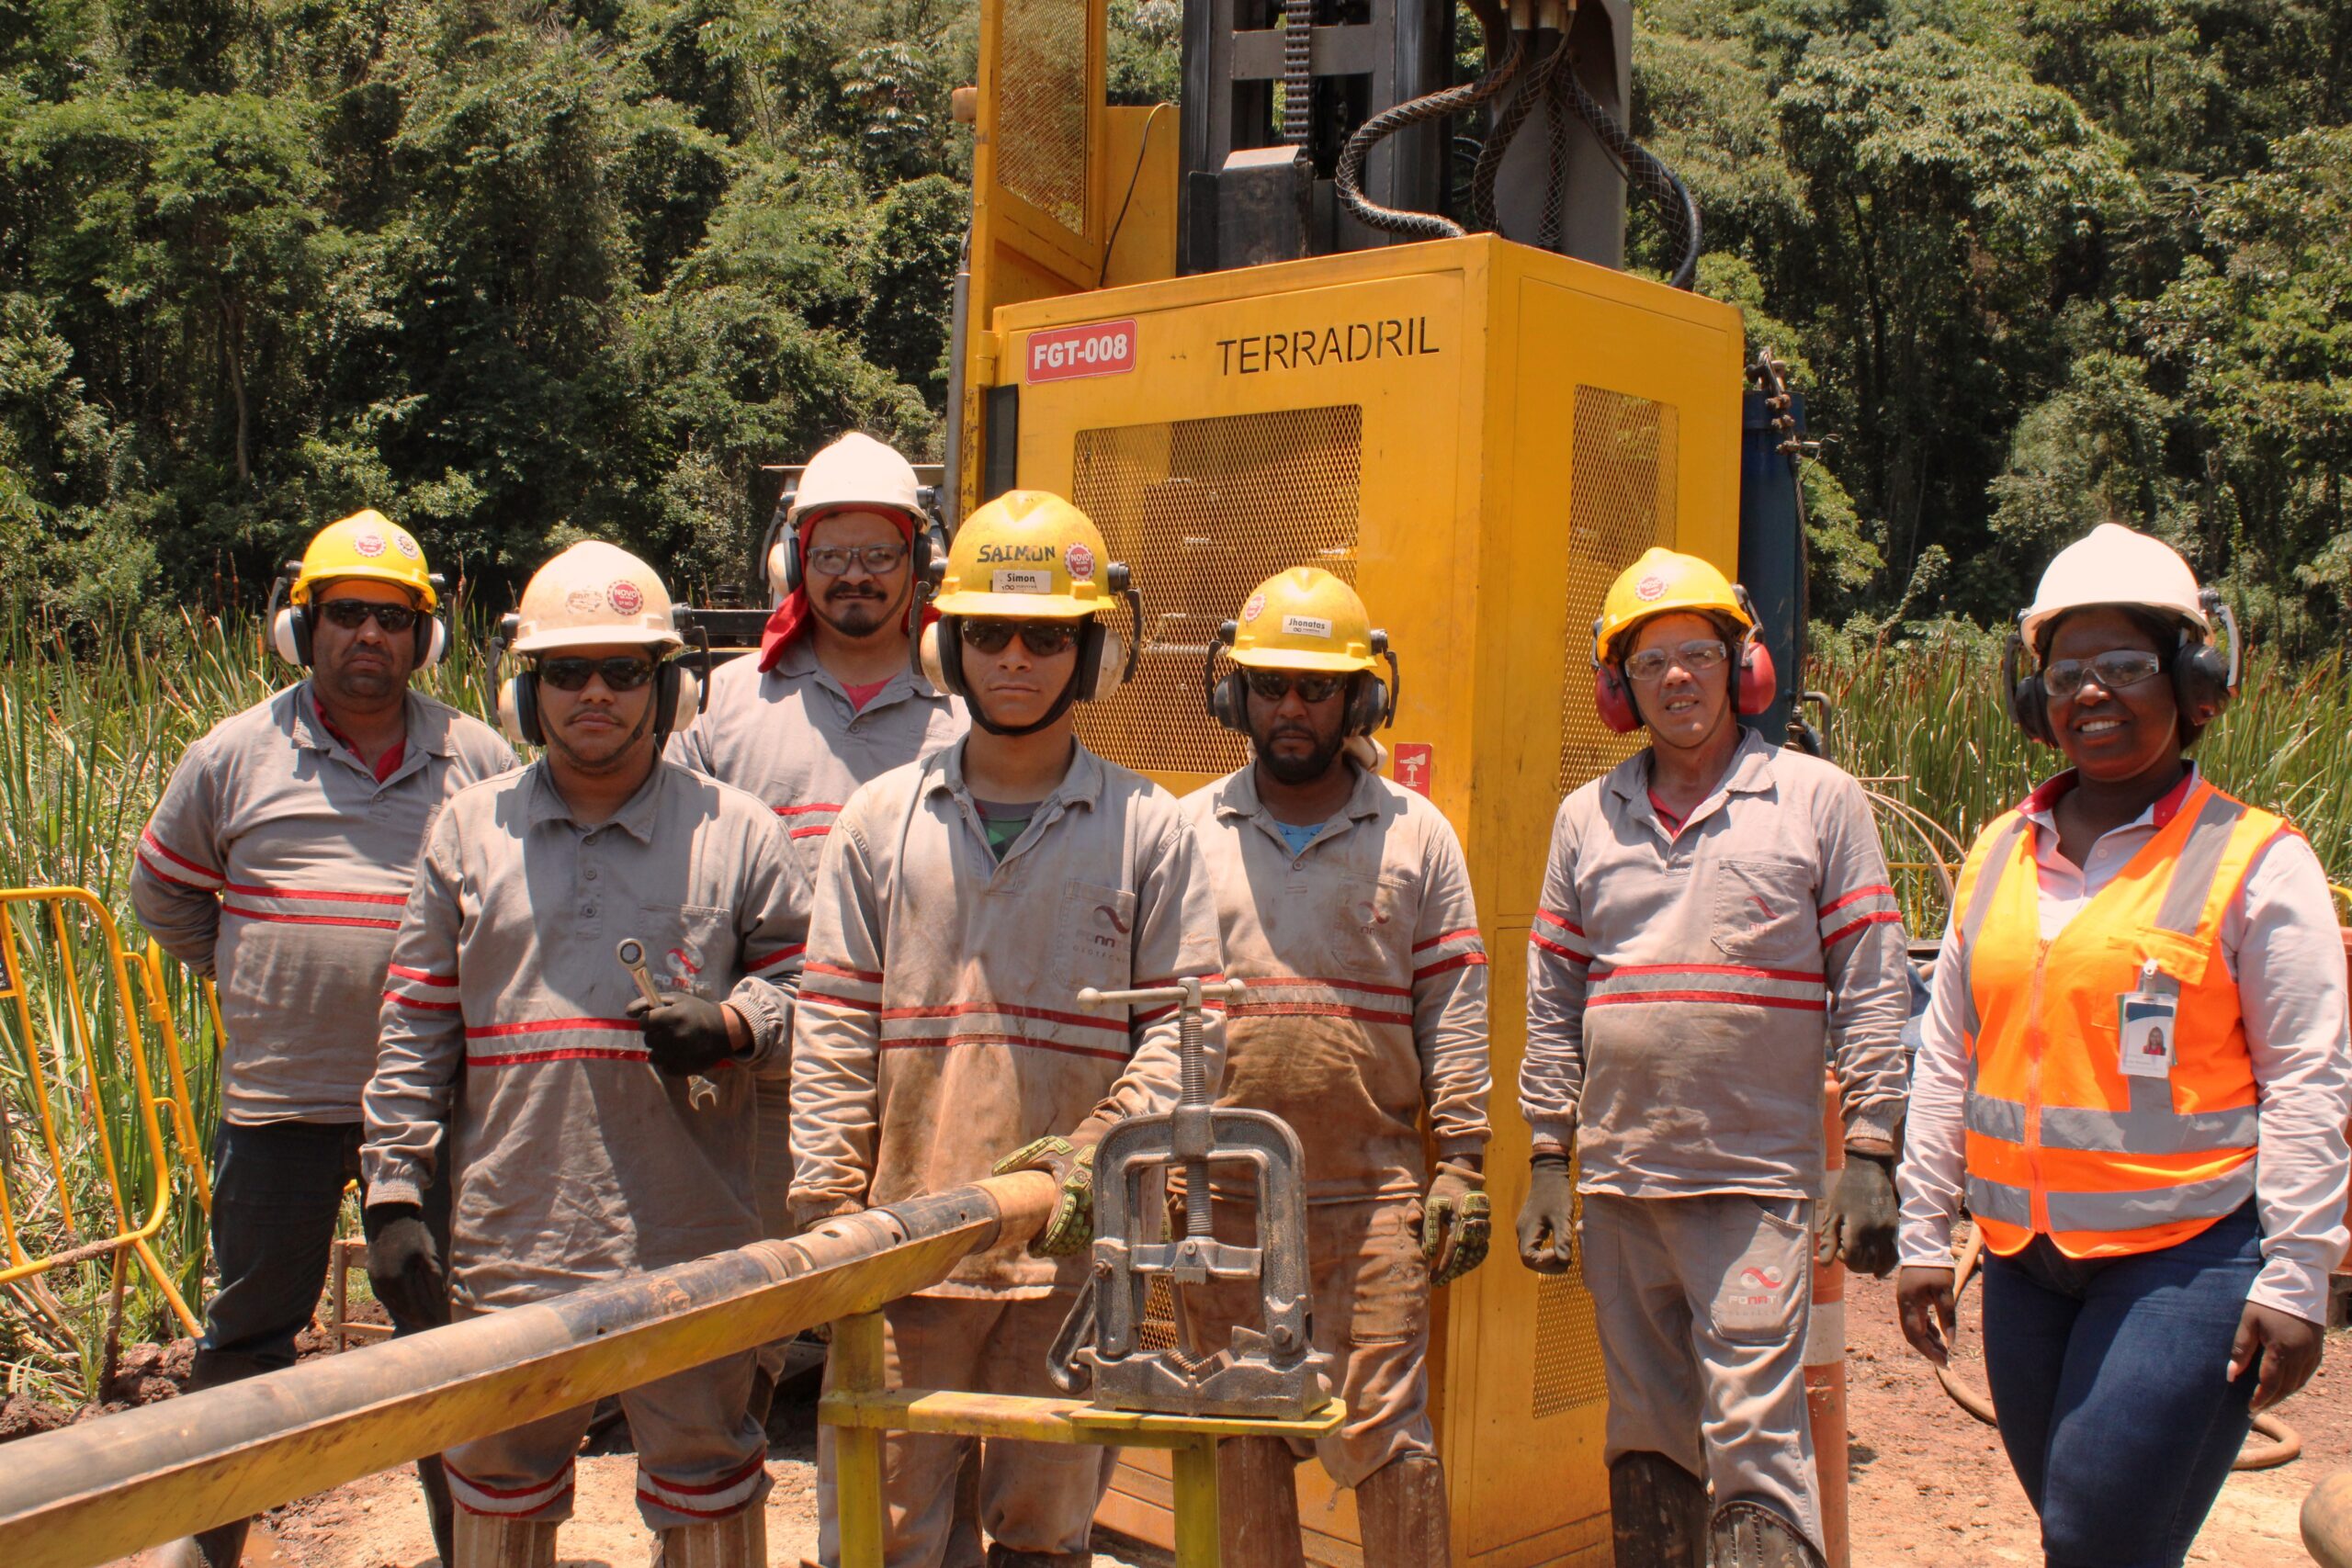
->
[2117, 991, 2177, 1079]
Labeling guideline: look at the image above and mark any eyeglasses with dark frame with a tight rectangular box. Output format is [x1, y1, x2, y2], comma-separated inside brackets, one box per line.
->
[317, 599, 422, 635]
[537, 655, 660, 693]
[805, 543, 910, 577]
[961, 620, 1079, 657]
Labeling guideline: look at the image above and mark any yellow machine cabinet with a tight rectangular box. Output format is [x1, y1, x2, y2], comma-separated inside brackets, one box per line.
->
[978, 234, 1746, 1566]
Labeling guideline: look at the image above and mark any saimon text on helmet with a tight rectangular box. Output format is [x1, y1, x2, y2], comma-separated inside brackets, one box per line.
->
[1216, 317, 1442, 376]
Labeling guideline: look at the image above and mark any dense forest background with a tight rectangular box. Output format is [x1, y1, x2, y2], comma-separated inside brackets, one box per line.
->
[0, 0, 2345, 653]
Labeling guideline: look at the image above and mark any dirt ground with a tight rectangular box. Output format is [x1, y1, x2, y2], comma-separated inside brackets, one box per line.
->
[109, 1271, 2352, 1568]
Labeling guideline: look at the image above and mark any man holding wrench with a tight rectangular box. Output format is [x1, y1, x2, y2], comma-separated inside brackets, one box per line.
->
[362, 542, 809, 1566]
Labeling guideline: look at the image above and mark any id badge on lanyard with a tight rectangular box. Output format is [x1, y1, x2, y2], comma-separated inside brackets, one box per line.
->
[2118, 957, 2177, 1080]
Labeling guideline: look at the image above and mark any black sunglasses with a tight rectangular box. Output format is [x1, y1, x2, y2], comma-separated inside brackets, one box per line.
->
[962, 620, 1078, 657]
[537, 655, 660, 693]
[1244, 670, 1348, 704]
[318, 599, 422, 634]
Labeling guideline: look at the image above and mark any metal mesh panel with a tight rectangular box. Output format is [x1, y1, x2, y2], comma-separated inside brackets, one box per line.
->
[1557, 387, 1679, 794]
[997, 0, 1091, 234]
[1073, 406, 1365, 775]
[1531, 1178, 1609, 1418]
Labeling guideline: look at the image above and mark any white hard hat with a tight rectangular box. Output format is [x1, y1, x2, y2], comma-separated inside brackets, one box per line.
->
[788, 433, 924, 528]
[512, 541, 684, 655]
[2019, 523, 2210, 653]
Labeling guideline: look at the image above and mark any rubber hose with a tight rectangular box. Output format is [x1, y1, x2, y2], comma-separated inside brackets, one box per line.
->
[1539, 37, 1577, 251]
[1555, 63, 1702, 288]
[1930, 1225, 2303, 1471]
[1335, 33, 1525, 242]
[1469, 30, 1544, 234]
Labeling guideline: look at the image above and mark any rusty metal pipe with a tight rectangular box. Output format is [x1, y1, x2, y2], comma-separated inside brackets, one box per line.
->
[0, 1172, 1054, 1568]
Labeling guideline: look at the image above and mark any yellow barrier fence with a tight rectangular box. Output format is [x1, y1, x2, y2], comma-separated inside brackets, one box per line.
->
[0, 886, 202, 1367]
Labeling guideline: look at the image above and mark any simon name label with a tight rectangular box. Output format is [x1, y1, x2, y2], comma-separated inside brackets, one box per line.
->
[1027, 320, 1137, 382]
[1217, 317, 1442, 376]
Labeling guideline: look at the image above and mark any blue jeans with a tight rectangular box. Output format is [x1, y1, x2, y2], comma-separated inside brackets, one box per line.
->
[192, 1120, 450, 1386]
[1980, 1204, 2261, 1568]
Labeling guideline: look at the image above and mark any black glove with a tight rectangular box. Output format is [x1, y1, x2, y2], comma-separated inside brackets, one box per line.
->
[363, 1201, 448, 1329]
[1515, 1150, 1577, 1274]
[627, 991, 736, 1077]
[1817, 1149, 1900, 1278]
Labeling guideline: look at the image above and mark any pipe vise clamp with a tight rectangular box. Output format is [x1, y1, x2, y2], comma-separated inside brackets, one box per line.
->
[1053, 976, 1329, 1420]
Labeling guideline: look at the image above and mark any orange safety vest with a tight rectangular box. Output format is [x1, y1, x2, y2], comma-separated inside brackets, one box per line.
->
[1952, 778, 2289, 1259]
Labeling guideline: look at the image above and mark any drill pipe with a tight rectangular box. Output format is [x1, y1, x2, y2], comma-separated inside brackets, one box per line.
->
[0, 1171, 1055, 1568]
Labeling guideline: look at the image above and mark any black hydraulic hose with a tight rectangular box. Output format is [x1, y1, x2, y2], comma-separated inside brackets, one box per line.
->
[1335, 32, 1526, 242]
[1469, 29, 1545, 234]
[1538, 38, 1577, 251]
[1557, 61, 1702, 288]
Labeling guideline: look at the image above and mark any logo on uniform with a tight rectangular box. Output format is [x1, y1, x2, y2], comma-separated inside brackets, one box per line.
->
[1242, 592, 1266, 623]
[566, 587, 603, 614]
[354, 532, 387, 558]
[1634, 573, 1667, 602]
[1740, 1265, 1786, 1290]
[1064, 543, 1095, 581]
[666, 947, 703, 987]
[608, 580, 645, 615]
[391, 530, 422, 559]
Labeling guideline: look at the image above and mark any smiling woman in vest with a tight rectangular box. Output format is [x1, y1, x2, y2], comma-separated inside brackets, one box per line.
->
[1894, 524, 2350, 1568]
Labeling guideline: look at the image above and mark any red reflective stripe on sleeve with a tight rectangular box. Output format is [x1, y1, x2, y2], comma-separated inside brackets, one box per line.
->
[1413, 952, 1488, 983]
[1533, 909, 1584, 936]
[135, 850, 212, 892]
[802, 990, 884, 1014]
[775, 804, 845, 816]
[383, 990, 461, 1012]
[789, 827, 832, 840]
[1817, 885, 1895, 919]
[746, 943, 807, 973]
[388, 964, 457, 987]
[1410, 927, 1483, 953]
[1529, 933, 1589, 964]
[1822, 910, 1904, 947]
[807, 961, 884, 984]
[140, 831, 220, 882]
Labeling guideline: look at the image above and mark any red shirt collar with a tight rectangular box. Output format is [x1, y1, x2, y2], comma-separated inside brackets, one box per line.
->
[311, 694, 406, 784]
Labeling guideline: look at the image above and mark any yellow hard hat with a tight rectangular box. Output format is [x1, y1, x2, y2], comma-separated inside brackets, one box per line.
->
[1593, 547, 1751, 665]
[1228, 568, 1380, 673]
[931, 491, 1116, 619]
[290, 510, 437, 611]
[511, 541, 684, 655]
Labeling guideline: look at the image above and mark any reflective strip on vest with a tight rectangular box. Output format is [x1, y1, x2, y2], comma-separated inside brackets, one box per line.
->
[1964, 1089, 2258, 1156]
[1953, 816, 2029, 1044]
[2154, 787, 2249, 934]
[1969, 1165, 2256, 1236]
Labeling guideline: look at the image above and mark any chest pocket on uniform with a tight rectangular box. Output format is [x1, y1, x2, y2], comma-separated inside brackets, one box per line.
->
[1057, 881, 1137, 994]
[1324, 874, 1409, 984]
[1710, 859, 1817, 967]
[635, 902, 733, 998]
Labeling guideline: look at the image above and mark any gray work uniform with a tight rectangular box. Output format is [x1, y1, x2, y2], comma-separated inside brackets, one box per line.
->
[1176, 762, 1489, 1487]
[131, 683, 516, 1123]
[668, 637, 963, 1235]
[362, 760, 808, 1530]
[791, 738, 1223, 1566]
[1518, 728, 1909, 1550]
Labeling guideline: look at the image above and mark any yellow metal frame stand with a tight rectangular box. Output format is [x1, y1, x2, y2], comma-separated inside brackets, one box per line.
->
[821, 1308, 1343, 1566]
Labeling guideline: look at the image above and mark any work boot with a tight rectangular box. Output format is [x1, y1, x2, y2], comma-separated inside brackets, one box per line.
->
[1707, 1500, 1825, 1568]
[451, 1511, 560, 1568]
[158, 1519, 250, 1568]
[1356, 1453, 1452, 1568]
[653, 1506, 767, 1568]
[418, 1454, 457, 1564]
[1608, 1451, 1706, 1568]
[1218, 1434, 1305, 1568]
[978, 1549, 1090, 1567]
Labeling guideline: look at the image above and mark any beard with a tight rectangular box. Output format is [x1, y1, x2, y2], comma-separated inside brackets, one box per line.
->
[1251, 721, 1348, 785]
[814, 581, 903, 639]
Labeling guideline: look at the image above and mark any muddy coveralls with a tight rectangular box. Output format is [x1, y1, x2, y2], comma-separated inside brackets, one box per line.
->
[131, 685, 513, 1547]
[668, 637, 964, 1238]
[1176, 762, 1488, 1550]
[1519, 728, 1908, 1554]
[790, 739, 1224, 1567]
[361, 760, 809, 1532]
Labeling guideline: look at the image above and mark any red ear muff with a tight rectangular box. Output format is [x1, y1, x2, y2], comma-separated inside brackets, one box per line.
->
[1594, 662, 1641, 733]
[1735, 636, 1777, 716]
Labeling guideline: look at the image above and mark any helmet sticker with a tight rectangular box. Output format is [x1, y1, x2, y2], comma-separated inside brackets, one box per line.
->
[353, 532, 387, 558]
[1282, 614, 1333, 639]
[608, 580, 646, 615]
[391, 530, 422, 559]
[565, 587, 604, 615]
[1064, 543, 1095, 581]
[991, 569, 1052, 595]
[1242, 592, 1266, 622]
[1634, 573, 1667, 602]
